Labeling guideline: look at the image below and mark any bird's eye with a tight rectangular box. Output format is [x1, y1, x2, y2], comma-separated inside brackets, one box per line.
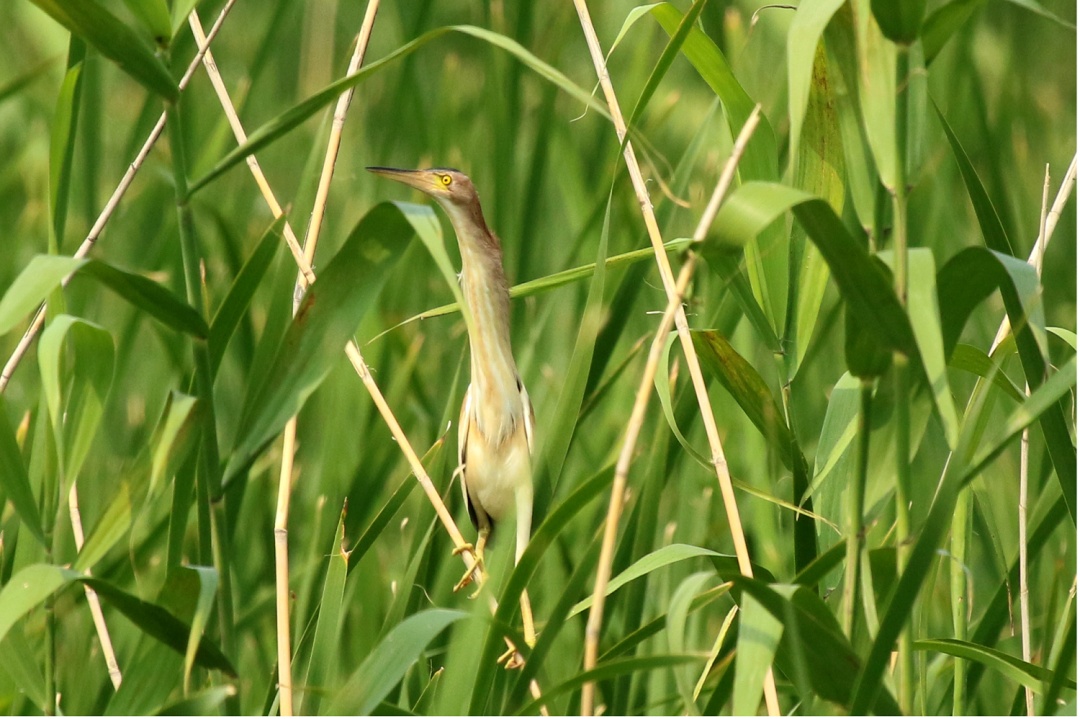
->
[440, 175, 453, 186]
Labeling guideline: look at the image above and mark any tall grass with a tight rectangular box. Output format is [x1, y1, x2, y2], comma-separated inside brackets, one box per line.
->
[0, 0, 1075, 715]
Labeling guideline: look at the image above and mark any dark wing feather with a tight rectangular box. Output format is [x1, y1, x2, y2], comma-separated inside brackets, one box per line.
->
[458, 385, 480, 530]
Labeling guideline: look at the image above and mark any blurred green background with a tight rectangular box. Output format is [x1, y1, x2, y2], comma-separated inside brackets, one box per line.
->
[0, 0, 1075, 714]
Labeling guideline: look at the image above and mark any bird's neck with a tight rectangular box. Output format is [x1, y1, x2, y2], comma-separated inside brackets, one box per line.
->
[446, 205, 523, 432]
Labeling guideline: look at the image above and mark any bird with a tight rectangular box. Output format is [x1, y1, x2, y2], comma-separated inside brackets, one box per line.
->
[368, 166, 537, 654]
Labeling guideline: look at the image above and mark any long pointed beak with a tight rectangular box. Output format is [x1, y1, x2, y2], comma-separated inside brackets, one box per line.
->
[367, 166, 439, 194]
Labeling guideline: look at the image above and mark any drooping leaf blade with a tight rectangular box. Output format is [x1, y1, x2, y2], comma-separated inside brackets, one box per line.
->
[914, 638, 1078, 692]
[27, 0, 177, 100]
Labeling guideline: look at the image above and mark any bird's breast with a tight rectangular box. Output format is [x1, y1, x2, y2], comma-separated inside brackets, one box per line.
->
[465, 413, 531, 522]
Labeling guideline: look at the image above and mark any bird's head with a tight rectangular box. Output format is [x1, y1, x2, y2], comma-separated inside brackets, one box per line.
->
[367, 166, 479, 209]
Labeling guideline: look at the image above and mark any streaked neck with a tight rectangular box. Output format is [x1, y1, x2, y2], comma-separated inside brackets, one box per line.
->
[445, 202, 522, 430]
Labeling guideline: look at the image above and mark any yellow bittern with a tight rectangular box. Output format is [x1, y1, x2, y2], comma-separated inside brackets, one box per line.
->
[368, 166, 537, 652]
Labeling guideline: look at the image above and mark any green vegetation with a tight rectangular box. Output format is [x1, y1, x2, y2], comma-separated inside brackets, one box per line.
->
[0, 0, 1075, 714]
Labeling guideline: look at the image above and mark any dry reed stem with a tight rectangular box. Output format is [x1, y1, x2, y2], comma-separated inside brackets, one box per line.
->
[572, 0, 775, 712]
[0, 0, 238, 394]
[67, 484, 122, 689]
[187, 14, 319, 712]
[262, 2, 381, 713]
[1019, 164, 1051, 716]
[570, 6, 773, 705]
[936, 155, 1076, 714]
[187, 17, 312, 287]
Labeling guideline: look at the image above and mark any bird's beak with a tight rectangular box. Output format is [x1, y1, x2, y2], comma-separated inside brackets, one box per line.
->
[366, 166, 440, 195]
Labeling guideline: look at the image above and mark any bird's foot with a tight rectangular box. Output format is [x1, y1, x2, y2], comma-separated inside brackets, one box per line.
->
[451, 543, 487, 598]
[498, 644, 526, 670]
[497, 627, 536, 670]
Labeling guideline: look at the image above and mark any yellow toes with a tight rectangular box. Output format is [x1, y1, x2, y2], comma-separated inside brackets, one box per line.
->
[452, 544, 487, 597]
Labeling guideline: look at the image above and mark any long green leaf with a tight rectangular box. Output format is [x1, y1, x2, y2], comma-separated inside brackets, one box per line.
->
[883, 248, 960, 447]
[154, 685, 236, 716]
[691, 330, 798, 469]
[967, 354, 1077, 481]
[327, 609, 468, 715]
[120, 0, 171, 41]
[871, 0, 926, 43]
[668, 571, 715, 713]
[148, 391, 201, 499]
[649, 4, 777, 183]
[733, 577, 902, 714]
[516, 655, 700, 716]
[850, 349, 995, 711]
[73, 483, 131, 571]
[85, 572, 234, 676]
[347, 441, 442, 572]
[703, 182, 917, 357]
[937, 246, 1075, 521]
[49, 39, 84, 252]
[28, 0, 177, 100]
[0, 256, 206, 339]
[0, 398, 46, 546]
[0, 564, 72, 645]
[224, 202, 415, 485]
[470, 466, 612, 712]
[38, 314, 114, 482]
[534, 184, 610, 498]
[853, 0, 898, 189]
[622, 0, 707, 138]
[788, 38, 846, 378]
[569, 543, 769, 618]
[921, 0, 984, 64]
[208, 215, 285, 375]
[188, 25, 609, 196]
[934, 101, 1015, 256]
[733, 593, 783, 715]
[691, 328, 820, 569]
[914, 638, 1077, 692]
[301, 502, 348, 715]
[788, 0, 847, 167]
[651, 2, 785, 333]
[80, 260, 208, 338]
[1004, 0, 1076, 28]
[0, 256, 81, 336]
[0, 631, 46, 710]
[949, 343, 1025, 402]
[0, 563, 233, 676]
[180, 566, 219, 693]
[507, 530, 604, 707]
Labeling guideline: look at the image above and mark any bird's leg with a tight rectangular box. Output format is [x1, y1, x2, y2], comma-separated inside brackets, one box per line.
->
[498, 591, 537, 670]
[520, 589, 537, 647]
[452, 526, 489, 597]
[499, 480, 538, 669]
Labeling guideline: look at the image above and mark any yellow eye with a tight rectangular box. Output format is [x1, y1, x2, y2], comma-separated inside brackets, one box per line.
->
[440, 174, 452, 187]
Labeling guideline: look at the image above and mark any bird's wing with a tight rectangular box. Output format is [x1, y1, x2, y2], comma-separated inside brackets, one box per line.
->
[458, 384, 479, 530]
[518, 378, 536, 458]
